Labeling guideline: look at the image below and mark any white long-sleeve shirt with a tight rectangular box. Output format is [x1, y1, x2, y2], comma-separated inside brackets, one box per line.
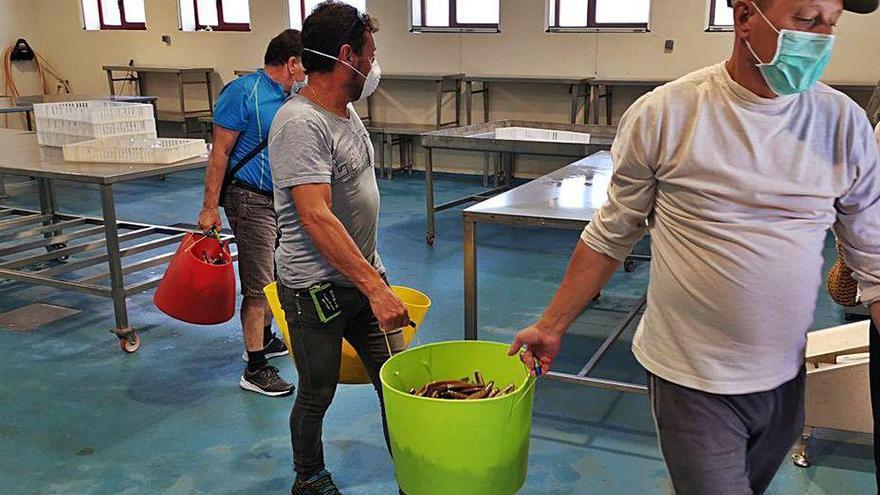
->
[581, 63, 880, 394]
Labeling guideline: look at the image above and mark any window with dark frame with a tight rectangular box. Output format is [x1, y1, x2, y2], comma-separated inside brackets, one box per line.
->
[548, 0, 651, 31]
[82, 0, 147, 31]
[193, 0, 251, 32]
[708, 0, 735, 31]
[411, 0, 500, 32]
[289, 0, 366, 30]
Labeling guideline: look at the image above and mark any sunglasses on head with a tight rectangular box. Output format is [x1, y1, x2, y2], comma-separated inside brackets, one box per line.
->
[334, 10, 368, 57]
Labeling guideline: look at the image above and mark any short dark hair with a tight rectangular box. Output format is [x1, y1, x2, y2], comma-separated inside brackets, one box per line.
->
[264, 29, 303, 66]
[301, 1, 379, 74]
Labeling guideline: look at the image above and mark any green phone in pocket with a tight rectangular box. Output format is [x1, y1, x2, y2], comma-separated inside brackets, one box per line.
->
[309, 283, 342, 323]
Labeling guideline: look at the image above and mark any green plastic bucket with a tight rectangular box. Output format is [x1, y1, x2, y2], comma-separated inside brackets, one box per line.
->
[380, 341, 536, 495]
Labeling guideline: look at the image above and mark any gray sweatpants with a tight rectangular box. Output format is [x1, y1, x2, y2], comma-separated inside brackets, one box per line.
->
[648, 370, 806, 495]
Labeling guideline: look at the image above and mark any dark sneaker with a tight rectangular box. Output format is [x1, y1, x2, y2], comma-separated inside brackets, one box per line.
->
[241, 336, 290, 362]
[292, 470, 342, 495]
[239, 365, 294, 397]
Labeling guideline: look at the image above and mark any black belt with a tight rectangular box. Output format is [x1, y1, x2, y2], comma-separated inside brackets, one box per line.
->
[230, 179, 273, 198]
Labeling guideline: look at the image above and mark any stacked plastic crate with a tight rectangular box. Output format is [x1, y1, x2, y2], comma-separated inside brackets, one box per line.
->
[33, 100, 207, 164]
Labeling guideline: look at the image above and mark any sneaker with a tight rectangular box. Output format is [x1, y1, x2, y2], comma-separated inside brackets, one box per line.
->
[239, 365, 294, 397]
[241, 336, 290, 362]
[292, 470, 342, 495]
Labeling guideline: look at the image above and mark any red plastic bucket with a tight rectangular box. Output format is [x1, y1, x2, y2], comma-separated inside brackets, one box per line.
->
[154, 232, 236, 325]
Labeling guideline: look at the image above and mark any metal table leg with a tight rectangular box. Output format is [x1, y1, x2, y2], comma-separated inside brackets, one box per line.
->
[100, 184, 139, 353]
[582, 82, 590, 125]
[454, 80, 462, 126]
[466, 81, 473, 126]
[435, 81, 443, 127]
[205, 71, 215, 116]
[483, 82, 491, 187]
[177, 72, 187, 136]
[25, 112, 33, 131]
[483, 81, 490, 123]
[106, 69, 116, 95]
[425, 147, 435, 246]
[605, 85, 613, 126]
[376, 131, 385, 177]
[464, 215, 478, 340]
[136, 71, 147, 97]
[589, 84, 600, 125]
[569, 83, 579, 124]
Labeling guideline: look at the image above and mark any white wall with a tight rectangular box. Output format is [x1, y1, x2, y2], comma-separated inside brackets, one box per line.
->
[1, 0, 43, 128]
[3, 0, 880, 174]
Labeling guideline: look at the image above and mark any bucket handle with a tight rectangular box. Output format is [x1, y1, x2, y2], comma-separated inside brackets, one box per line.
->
[185, 230, 231, 262]
[510, 374, 537, 417]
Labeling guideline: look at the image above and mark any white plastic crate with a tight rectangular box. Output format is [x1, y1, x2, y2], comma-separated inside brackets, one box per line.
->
[34, 100, 157, 147]
[494, 127, 591, 145]
[62, 137, 207, 164]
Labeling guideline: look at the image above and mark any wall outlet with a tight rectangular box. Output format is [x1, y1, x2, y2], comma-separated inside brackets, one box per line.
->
[161, 35, 172, 46]
[664, 39, 675, 53]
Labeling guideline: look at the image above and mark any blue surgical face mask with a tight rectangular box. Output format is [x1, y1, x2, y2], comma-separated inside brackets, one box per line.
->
[292, 75, 307, 94]
[744, 2, 835, 96]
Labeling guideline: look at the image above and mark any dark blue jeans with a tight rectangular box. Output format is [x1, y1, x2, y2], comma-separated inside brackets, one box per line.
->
[278, 281, 405, 478]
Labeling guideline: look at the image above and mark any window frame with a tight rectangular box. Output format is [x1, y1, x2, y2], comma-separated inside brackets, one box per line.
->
[411, 0, 501, 34]
[546, 0, 650, 33]
[91, 0, 147, 30]
[707, 0, 734, 32]
[193, 0, 251, 32]
[289, 0, 366, 30]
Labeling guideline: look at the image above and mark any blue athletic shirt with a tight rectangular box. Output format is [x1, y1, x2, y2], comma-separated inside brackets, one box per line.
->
[212, 69, 288, 193]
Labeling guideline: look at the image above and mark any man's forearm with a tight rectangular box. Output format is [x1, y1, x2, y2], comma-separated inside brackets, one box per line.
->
[302, 210, 385, 296]
[202, 151, 229, 209]
[537, 240, 621, 336]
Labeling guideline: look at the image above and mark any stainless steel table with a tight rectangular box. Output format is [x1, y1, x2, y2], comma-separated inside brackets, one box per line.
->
[0, 132, 221, 353]
[420, 120, 616, 245]
[366, 73, 464, 128]
[103, 65, 215, 135]
[463, 75, 593, 125]
[587, 78, 670, 125]
[365, 123, 442, 180]
[0, 94, 159, 131]
[462, 151, 649, 394]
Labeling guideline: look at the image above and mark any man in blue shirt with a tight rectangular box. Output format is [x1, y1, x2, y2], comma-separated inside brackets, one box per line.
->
[198, 29, 306, 397]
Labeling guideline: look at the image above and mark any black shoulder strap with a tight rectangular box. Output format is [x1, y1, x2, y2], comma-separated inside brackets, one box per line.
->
[227, 138, 268, 179]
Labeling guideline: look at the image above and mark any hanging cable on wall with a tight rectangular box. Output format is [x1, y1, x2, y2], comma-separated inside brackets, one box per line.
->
[2, 38, 72, 127]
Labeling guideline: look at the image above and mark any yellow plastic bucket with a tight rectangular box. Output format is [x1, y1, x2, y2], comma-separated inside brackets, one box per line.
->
[264, 282, 431, 384]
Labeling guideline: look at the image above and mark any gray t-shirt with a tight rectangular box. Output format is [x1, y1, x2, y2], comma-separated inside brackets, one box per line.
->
[268, 94, 384, 289]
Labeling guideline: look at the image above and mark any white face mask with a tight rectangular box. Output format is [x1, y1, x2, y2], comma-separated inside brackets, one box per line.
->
[292, 75, 307, 94]
[304, 48, 381, 101]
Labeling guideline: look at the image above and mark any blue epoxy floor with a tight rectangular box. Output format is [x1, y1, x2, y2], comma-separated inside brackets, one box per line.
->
[0, 169, 874, 494]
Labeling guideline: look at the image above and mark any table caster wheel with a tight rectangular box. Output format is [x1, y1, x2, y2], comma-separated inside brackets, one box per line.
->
[47, 242, 69, 261]
[119, 332, 141, 353]
[792, 453, 810, 468]
[426, 234, 435, 246]
[624, 260, 636, 272]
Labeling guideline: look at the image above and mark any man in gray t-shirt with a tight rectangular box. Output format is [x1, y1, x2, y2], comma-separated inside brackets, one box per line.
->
[271, 96, 383, 288]
[267, 4, 407, 494]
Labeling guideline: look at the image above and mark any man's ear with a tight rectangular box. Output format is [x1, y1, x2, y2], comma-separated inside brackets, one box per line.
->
[733, 1, 755, 40]
[337, 44, 353, 62]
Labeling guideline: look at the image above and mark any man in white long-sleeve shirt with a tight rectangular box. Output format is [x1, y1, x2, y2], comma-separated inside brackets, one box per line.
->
[509, 1, 880, 493]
